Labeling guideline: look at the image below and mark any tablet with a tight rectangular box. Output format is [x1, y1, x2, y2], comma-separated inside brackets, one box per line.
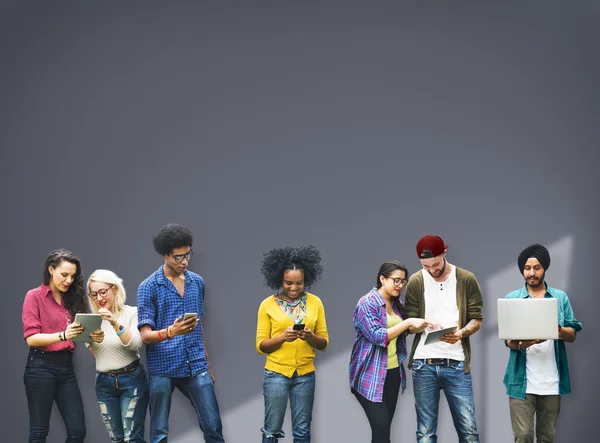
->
[423, 325, 458, 345]
[72, 314, 102, 343]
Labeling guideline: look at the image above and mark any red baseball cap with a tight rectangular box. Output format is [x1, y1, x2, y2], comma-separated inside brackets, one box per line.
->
[416, 235, 448, 259]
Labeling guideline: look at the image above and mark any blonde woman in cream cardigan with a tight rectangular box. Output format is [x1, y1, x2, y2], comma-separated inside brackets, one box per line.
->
[87, 269, 149, 443]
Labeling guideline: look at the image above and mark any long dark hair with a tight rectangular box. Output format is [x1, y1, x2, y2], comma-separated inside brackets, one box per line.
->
[42, 249, 88, 318]
[375, 260, 409, 318]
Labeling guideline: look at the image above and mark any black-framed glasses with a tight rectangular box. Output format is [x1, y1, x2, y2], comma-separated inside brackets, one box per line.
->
[387, 277, 408, 286]
[89, 285, 114, 299]
[171, 249, 194, 263]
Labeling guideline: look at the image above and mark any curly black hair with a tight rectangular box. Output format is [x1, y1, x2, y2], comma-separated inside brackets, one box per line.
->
[152, 223, 193, 256]
[375, 260, 409, 318]
[260, 245, 323, 290]
[42, 249, 88, 318]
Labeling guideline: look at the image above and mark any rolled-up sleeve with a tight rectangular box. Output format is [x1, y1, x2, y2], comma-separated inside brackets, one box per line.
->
[137, 281, 156, 330]
[561, 295, 582, 332]
[124, 307, 144, 350]
[466, 274, 484, 321]
[22, 290, 41, 339]
[354, 298, 388, 348]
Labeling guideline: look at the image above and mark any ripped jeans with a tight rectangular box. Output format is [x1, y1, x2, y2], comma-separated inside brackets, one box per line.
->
[262, 369, 315, 443]
[95, 362, 149, 443]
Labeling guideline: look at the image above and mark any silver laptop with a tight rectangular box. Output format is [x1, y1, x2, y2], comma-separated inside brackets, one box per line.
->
[497, 298, 559, 340]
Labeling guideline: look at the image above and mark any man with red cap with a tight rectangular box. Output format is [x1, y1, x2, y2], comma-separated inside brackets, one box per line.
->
[503, 243, 582, 443]
[405, 235, 483, 443]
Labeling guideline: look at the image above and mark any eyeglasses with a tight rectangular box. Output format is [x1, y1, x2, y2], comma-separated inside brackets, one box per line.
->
[386, 277, 408, 286]
[171, 249, 194, 263]
[89, 285, 114, 299]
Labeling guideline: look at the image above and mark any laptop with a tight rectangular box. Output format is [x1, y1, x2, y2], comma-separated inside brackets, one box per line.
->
[497, 298, 559, 340]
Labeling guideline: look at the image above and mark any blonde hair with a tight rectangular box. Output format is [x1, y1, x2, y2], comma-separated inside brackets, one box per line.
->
[87, 269, 127, 315]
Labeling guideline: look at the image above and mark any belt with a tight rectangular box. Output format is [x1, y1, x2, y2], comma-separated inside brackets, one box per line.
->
[417, 358, 462, 366]
[29, 348, 73, 361]
[103, 360, 140, 376]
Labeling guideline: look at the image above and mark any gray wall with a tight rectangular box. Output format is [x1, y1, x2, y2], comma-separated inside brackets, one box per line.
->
[1, 2, 598, 442]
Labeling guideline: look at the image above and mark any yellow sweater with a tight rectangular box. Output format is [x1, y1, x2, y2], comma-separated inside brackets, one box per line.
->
[255, 292, 329, 377]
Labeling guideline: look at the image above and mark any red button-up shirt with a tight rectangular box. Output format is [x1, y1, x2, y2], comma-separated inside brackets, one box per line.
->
[22, 284, 75, 352]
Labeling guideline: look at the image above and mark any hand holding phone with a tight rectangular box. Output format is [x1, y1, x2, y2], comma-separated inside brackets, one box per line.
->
[170, 313, 199, 337]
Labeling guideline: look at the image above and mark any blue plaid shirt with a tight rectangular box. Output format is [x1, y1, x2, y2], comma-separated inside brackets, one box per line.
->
[349, 288, 407, 402]
[137, 266, 207, 377]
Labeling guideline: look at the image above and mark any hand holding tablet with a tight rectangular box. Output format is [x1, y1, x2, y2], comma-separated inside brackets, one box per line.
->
[72, 314, 103, 343]
[423, 325, 458, 345]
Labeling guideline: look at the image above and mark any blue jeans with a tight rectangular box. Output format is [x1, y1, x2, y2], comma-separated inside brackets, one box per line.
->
[411, 359, 479, 443]
[95, 362, 149, 442]
[149, 371, 224, 443]
[23, 349, 86, 443]
[262, 369, 315, 443]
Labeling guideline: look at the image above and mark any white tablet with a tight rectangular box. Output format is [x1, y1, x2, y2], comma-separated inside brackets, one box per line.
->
[72, 313, 102, 343]
[423, 325, 458, 345]
[497, 298, 558, 340]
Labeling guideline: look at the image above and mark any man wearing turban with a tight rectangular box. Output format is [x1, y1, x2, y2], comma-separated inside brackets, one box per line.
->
[405, 235, 483, 443]
[503, 243, 582, 443]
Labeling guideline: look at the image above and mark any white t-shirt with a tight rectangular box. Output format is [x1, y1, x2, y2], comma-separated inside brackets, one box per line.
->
[526, 340, 560, 395]
[88, 305, 143, 372]
[413, 267, 465, 361]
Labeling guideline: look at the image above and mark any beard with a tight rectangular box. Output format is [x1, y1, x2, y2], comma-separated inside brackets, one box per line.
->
[525, 271, 545, 288]
[428, 257, 447, 278]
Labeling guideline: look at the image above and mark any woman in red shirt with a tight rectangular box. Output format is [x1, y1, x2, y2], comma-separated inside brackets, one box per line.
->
[22, 249, 103, 442]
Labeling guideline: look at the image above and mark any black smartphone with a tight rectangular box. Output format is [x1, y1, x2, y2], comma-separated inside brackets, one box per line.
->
[293, 324, 305, 330]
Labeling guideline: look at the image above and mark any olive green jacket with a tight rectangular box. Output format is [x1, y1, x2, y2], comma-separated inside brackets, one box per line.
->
[405, 266, 483, 373]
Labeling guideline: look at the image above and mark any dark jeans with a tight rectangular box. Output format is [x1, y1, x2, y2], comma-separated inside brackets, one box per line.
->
[352, 367, 401, 443]
[23, 349, 86, 443]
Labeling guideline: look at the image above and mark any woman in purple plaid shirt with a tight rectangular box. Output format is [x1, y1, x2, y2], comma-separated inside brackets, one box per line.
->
[349, 261, 431, 443]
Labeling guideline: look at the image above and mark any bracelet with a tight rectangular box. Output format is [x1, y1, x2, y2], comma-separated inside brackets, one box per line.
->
[157, 329, 164, 340]
[518, 342, 522, 351]
[116, 325, 126, 337]
[166, 326, 174, 339]
[59, 331, 65, 342]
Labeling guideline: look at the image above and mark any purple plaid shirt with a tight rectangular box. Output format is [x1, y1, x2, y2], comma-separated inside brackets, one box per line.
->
[349, 288, 407, 402]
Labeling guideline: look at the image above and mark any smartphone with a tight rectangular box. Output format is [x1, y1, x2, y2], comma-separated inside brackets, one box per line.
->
[183, 313, 198, 321]
[293, 324, 305, 330]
